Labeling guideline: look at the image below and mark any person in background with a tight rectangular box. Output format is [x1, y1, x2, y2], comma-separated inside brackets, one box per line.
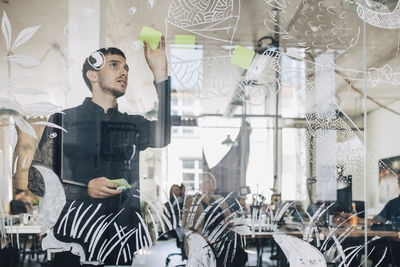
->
[201, 172, 218, 206]
[373, 172, 400, 227]
[9, 189, 30, 215]
[163, 184, 188, 262]
[337, 172, 400, 266]
[164, 184, 181, 226]
[338, 172, 400, 227]
[179, 183, 185, 200]
[177, 183, 185, 211]
[170, 184, 181, 202]
[367, 172, 400, 266]
[182, 172, 247, 267]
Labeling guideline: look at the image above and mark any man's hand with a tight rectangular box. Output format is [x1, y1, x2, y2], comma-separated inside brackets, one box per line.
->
[335, 212, 351, 224]
[88, 177, 122, 199]
[144, 35, 168, 83]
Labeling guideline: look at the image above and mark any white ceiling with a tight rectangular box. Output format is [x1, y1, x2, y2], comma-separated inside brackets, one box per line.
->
[1, 0, 400, 121]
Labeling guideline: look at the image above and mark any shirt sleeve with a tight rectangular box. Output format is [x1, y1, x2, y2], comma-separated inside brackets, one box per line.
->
[374, 200, 393, 223]
[135, 77, 171, 151]
[28, 114, 62, 197]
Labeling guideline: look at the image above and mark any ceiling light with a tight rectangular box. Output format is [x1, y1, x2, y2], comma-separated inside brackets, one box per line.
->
[221, 134, 238, 146]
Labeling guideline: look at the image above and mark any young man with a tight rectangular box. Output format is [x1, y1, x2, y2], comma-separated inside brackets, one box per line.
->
[28, 37, 170, 265]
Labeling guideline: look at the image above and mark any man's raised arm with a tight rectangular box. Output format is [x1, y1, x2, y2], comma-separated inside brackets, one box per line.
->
[136, 35, 171, 150]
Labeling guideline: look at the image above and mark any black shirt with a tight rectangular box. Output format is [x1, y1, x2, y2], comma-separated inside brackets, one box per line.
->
[28, 78, 171, 207]
[27, 79, 171, 264]
[375, 194, 400, 226]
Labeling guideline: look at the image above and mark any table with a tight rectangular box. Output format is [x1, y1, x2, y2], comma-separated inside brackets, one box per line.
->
[233, 224, 400, 267]
[236, 227, 400, 239]
[5, 224, 41, 234]
[4, 224, 43, 266]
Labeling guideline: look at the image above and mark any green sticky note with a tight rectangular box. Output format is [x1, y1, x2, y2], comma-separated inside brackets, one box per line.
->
[231, 45, 255, 69]
[108, 178, 131, 189]
[175, 34, 196, 48]
[139, 26, 162, 50]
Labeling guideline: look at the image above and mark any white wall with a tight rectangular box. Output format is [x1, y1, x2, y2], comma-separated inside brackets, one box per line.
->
[66, 0, 100, 108]
[367, 100, 400, 211]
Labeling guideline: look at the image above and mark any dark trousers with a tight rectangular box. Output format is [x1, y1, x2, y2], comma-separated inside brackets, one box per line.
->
[53, 252, 104, 267]
[368, 239, 400, 267]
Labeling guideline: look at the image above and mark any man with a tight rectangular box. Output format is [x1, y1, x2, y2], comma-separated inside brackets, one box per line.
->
[165, 184, 181, 222]
[374, 174, 400, 227]
[163, 184, 181, 238]
[368, 175, 400, 266]
[341, 173, 400, 227]
[337, 173, 400, 266]
[28, 37, 170, 265]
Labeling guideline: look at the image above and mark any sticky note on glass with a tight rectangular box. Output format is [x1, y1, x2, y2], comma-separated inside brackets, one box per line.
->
[108, 178, 131, 190]
[231, 45, 255, 69]
[175, 34, 195, 48]
[139, 26, 162, 50]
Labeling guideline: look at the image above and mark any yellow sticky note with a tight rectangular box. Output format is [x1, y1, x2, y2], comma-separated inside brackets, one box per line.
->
[175, 34, 196, 48]
[139, 26, 162, 50]
[107, 178, 132, 189]
[231, 45, 255, 69]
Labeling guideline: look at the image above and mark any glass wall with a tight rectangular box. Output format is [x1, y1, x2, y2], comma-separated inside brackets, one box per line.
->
[1, 0, 400, 266]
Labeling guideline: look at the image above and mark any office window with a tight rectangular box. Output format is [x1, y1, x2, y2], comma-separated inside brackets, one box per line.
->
[183, 173, 195, 181]
[181, 158, 202, 193]
[182, 159, 195, 169]
[281, 128, 307, 201]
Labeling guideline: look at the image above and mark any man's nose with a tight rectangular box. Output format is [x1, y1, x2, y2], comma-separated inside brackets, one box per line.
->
[120, 67, 128, 76]
[121, 69, 128, 77]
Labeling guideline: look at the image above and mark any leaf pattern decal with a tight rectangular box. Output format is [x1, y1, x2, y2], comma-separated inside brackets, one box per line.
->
[11, 25, 41, 51]
[1, 54, 40, 67]
[23, 101, 63, 117]
[32, 121, 68, 133]
[14, 116, 38, 139]
[8, 123, 18, 155]
[1, 11, 11, 51]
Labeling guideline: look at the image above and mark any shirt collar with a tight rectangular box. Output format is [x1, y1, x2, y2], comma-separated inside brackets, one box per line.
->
[82, 97, 119, 114]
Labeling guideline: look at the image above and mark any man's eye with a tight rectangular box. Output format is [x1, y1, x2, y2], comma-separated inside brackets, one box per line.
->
[111, 63, 117, 68]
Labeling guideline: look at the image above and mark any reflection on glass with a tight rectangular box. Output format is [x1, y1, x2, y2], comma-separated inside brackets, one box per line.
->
[1, 0, 400, 266]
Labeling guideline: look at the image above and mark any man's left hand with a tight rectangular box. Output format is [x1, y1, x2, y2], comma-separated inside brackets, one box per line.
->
[144, 35, 168, 83]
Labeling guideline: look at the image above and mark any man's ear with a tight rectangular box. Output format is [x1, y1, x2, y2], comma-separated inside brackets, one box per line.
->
[86, 70, 99, 83]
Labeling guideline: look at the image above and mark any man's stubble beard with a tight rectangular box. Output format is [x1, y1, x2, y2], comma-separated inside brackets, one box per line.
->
[99, 78, 125, 98]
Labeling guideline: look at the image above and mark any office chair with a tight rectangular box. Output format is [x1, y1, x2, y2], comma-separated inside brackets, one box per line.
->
[165, 227, 187, 267]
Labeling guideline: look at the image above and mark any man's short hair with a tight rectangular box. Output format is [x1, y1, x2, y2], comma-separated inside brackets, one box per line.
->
[82, 47, 126, 92]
